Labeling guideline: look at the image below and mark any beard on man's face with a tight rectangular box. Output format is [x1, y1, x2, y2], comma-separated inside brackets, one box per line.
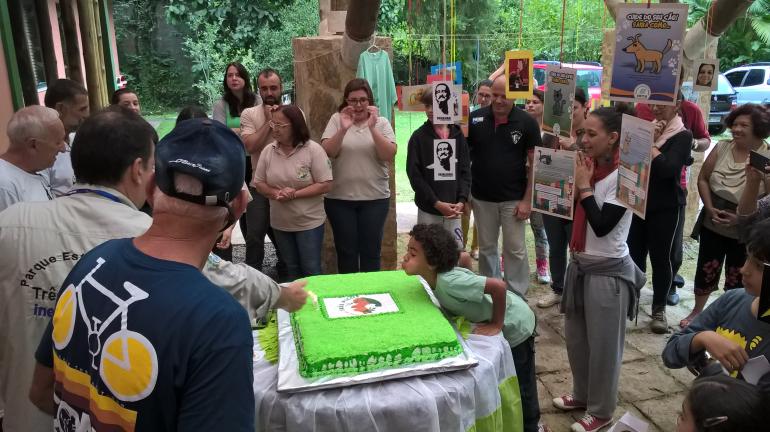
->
[262, 95, 280, 105]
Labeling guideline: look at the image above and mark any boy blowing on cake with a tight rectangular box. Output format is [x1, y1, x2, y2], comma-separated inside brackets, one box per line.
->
[402, 223, 542, 432]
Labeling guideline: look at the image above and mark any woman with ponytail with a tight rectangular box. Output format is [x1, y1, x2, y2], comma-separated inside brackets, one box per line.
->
[552, 105, 646, 432]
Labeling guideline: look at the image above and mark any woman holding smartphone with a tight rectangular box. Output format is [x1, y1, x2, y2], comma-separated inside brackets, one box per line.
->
[683, 103, 770, 328]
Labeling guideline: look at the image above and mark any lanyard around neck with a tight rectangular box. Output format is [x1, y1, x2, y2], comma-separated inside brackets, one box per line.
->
[65, 188, 124, 204]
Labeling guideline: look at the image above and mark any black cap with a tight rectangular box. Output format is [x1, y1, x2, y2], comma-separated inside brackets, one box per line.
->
[155, 118, 245, 208]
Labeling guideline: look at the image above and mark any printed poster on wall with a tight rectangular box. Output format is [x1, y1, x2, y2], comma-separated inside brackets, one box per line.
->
[610, 3, 688, 105]
[617, 114, 654, 219]
[505, 50, 534, 100]
[428, 139, 457, 181]
[398, 85, 430, 112]
[692, 58, 719, 92]
[531, 147, 576, 220]
[432, 81, 461, 125]
[543, 65, 577, 138]
[431, 61, 463, 85]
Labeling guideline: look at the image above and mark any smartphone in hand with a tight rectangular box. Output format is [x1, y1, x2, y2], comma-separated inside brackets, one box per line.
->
[749, 150, 770, 172]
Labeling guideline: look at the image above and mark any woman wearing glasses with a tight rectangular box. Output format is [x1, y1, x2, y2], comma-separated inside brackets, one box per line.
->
[254, 105, 333, 280]
[321, 78, 397, 273]
[683, 103, 770, 328]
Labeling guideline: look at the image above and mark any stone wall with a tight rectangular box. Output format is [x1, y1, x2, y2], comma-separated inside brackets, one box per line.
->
[293, 36, 398, 272]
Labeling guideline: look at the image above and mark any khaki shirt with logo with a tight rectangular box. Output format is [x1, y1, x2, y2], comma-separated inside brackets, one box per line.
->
[254, 140, 333, 232]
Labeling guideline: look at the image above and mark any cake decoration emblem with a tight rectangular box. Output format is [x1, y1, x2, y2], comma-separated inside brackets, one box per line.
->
[342, 296, 382, 315]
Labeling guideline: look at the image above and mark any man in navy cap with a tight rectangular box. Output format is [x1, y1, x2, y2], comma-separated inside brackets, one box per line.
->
[30, 118, 258, 431]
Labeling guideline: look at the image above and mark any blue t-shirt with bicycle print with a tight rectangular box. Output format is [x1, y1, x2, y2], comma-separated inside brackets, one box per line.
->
[35, 238, 254, 432]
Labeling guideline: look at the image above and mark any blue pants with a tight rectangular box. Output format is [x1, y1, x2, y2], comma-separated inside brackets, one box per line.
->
[511, 335, 540, 432]
[324, 198, 389, 274]
[272, 224, 325, 280]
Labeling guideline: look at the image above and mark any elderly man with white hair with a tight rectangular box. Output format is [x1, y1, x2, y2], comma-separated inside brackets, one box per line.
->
[0, 106, 66, 211]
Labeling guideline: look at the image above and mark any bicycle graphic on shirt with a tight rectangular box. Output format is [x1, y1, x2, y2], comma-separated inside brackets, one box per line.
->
[52, 257, 158, 402]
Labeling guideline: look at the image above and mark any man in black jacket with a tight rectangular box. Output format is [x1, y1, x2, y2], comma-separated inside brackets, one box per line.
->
[407, 90, 472, 268]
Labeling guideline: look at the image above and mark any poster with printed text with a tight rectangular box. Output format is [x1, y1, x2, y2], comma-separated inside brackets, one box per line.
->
[692, 58, 719, 92]
[429, 139, 457, 181]
[432, 81, 461, 125]
[398, 85, 430, 112]
[532, 147, 576, 220]
[610, 3, 688, 105]
[617, 114, 654, 219]
[505, 50, 534, 100]
[431, 61, 463, 85]
[543, 65, 577, 138]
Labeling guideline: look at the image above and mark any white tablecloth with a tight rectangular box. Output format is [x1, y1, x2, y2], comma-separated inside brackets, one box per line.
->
[252, 332, 518, 432]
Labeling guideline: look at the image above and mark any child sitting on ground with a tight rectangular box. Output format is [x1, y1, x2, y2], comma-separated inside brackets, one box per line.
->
[675, 375, 766, 432]
[663, 218, 770, 391]
[402, 223, 541, 432]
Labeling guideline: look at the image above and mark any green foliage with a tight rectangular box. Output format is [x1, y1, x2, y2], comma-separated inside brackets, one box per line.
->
[682, 0, 770, 69]
[165, 0, 283, 47]
[114, 0, 194, 114]
[251, 0, 320, 90]
[380, 0, 607, 88]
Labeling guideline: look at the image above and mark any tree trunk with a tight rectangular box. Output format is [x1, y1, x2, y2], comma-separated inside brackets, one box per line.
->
[340, 0, 381, 68]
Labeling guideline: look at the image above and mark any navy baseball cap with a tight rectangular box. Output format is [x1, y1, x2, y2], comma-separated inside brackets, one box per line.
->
[155, 118, 245, 210]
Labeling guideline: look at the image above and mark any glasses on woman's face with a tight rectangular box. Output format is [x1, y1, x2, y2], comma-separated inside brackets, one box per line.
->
[346, 98, 369, 106]
[269, 121, 290, 130]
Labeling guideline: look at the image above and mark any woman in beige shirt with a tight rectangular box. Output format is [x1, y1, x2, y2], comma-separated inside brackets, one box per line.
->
[683, 103, 770, 328]
[321, 78, 397, 273]
[254, 105, 333, 280]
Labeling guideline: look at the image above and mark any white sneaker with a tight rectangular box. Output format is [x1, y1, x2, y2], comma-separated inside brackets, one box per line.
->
[537, 293, 562, 308]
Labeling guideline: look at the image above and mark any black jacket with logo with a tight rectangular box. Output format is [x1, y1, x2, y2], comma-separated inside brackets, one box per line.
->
[406, 121, 471, 215]
[467, 106, 542, 202]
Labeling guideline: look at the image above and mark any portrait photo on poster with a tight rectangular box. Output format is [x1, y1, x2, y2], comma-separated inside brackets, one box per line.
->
[428, 139, 457, 181]
[609, 3, 688, 105]
[432, 81, 460, 125]
[692, 58, 719, 92]
[505, 50, 534, 100]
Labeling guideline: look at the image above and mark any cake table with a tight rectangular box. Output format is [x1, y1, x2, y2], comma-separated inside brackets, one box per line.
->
[252, 329, 523, 432]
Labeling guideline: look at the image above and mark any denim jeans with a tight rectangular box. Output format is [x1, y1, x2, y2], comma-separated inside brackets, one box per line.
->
[272, 224, 325, 280]
[542, 214, 573, 295]
[511, 335, 540, 432]
[324, 198, 390, 273]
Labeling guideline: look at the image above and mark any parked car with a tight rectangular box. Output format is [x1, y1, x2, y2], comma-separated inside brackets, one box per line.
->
[681, 73, 737, 135]
[533, 61, 603, 108]
[724, 63, 770, 105]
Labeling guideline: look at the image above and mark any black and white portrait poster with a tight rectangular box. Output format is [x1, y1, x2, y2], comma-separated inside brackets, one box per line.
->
[428, 139, 457, 181]
[432, 81, 460, 125]
[692, 58, 719, 92]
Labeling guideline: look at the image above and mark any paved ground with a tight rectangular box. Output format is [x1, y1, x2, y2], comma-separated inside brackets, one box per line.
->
[232, 204, 703, 430]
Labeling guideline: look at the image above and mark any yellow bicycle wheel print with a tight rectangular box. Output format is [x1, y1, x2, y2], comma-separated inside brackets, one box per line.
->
[52, 285, 77, 350]
[99, 331, 158, 402]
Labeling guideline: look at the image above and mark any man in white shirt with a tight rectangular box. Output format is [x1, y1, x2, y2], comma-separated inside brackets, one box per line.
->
[40, 79, 90, 196]
[0, 107, 307, 432]
[239, 68, 287, 274]
[0, 105, 66, 212]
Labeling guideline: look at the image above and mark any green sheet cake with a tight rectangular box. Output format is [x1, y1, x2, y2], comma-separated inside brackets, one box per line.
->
[290, 271, 463, 378]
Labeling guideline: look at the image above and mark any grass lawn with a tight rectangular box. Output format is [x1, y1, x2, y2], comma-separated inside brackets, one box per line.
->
[393, 110, 426, 203]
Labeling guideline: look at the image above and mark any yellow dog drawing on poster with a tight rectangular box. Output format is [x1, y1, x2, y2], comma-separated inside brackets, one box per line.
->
[622, 34, 673, 74]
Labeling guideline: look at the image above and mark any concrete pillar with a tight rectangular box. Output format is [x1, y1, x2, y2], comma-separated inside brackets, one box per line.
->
[293, 35, 398, 272]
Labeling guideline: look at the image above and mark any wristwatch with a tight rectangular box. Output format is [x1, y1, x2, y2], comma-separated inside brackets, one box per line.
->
[578, 187, 593, 194]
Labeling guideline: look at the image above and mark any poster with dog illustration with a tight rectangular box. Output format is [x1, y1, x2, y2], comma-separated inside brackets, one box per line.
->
[505, 50, 534, 100]
[543, 65, 577, 138]
[610, 3, 688, 106]
[617, 114, 654, 219]
[532, 146, 576, 220]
